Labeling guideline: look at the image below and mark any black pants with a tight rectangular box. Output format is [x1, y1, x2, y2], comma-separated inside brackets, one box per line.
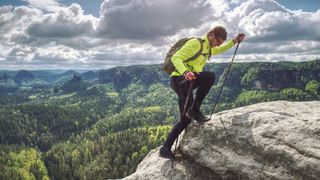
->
[163, 71, 215, 148]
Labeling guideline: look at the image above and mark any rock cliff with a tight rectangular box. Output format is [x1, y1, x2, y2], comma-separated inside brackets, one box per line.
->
[124, 101, 320, 180]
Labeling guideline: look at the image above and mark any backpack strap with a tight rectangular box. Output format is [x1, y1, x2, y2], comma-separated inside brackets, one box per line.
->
[207, 44, 212, 60]
[183, 38, 204, 63]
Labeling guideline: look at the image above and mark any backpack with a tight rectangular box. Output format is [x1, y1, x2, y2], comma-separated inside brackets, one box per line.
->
[162, 37, 205, 75]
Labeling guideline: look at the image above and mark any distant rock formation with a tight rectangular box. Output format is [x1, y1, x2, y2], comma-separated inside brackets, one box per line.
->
[81, 71, 98, 81]
[14, 70, 35, 84]
[124, 101, 320, 180]
[98, 65, 164, 89]
[251, 69, 304, 90]
[60, 74, 88, 93]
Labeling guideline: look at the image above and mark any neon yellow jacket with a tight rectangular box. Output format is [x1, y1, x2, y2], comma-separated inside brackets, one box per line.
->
[171, 35, 235, 76]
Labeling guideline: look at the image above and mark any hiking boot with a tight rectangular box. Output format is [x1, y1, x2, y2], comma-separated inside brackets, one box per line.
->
[186, 109, 210, 123]
[159, 146, 175, 160]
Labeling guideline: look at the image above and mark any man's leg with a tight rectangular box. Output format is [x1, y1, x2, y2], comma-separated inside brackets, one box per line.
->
[187, 71, 215, 122]
[193, 71, 215, 111]
[160, 76, 193, 159]
[162, 93, 192, 148]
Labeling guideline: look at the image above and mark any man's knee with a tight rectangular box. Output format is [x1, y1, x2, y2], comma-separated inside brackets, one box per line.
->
[181, 116, 192, 127]
[204, 71, 215, 86]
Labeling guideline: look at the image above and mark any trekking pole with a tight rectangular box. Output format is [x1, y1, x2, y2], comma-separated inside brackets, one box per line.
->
[209, 42, 241, 119]
[172, 80, 194, 168]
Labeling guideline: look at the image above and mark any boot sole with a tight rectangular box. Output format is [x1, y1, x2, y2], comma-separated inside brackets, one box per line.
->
[159, 153, 175, 160]
[186, 112, 210, 123]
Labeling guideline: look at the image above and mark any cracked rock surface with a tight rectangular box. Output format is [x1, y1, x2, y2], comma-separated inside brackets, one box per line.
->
[124, 101, 320, 180]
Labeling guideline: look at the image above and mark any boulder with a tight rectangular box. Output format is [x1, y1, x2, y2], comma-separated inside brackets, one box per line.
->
[124, 101, 320, 180]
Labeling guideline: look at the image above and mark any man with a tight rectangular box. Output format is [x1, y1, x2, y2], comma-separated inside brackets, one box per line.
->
[159, 26, 245, 159]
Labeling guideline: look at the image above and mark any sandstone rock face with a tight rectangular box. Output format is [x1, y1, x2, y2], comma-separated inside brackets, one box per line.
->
[124, 101, 320, 180]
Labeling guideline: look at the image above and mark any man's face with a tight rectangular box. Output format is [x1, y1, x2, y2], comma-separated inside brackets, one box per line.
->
[213, 37, 224, 47]
[208, 33, 225, 47]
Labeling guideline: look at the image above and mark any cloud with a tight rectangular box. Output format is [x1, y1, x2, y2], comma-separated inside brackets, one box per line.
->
[93, 46, 162, 61]
[96, 0, 212, 40]
[0, 6, 14, 26]
[228, 0, 320, 42]
[0, 0, 320, 70]
[22, 0, 63, 12]
[0, 5, 42, 49]
[27, 4, 96, 38]
[2, 44, 89, 69]
[2, 4, 99, 50]
[202, 0, 320, 62]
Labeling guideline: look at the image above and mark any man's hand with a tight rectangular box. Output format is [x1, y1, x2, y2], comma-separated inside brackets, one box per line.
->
[233, 33, 245, 44]
[183, 71, 196, 81]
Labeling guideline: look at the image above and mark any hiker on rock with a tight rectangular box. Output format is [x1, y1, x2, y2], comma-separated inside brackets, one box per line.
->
[160, 26, 245, 159]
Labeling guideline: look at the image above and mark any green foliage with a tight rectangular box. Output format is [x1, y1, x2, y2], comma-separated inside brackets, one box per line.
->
[0, 146, 50, 180]
[120, 83, 147, 107]
[279, 88, 313, 101]
[0, 78, 19, 93]
[0, 94, 29, 105]
[86, 84, 111, 95]
[92, 106, 175, 138]
[305, 80, 320, 96]
[206, 85, 241, 104]
[0, 105, 98, 151]
[122, 83, 177, 108]
[297, 61, 320, 84]
[241, 68, 259, 87]
[219, 63, 250, 87]
[48, 85, 121, 115]
[234, 90, 271, 107]
[232, 88, 314, 108]
[44, 126, 171, 179]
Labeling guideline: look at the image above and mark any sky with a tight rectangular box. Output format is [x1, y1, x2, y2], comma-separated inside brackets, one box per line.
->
[0, 0, 319, 70]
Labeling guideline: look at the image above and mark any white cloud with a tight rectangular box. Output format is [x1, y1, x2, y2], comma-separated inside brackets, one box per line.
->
[225, 0, 320, 42]
[0, 0, 319, 70]
[27, 4, 96, 39]
[22, 0, 63, 12]
[0, 6, 42, 46]
[96, 0, 212, 40]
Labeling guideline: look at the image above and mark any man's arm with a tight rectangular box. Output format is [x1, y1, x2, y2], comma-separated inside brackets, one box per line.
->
[211, 39, 235, 55]
[171, 39, 201, 75]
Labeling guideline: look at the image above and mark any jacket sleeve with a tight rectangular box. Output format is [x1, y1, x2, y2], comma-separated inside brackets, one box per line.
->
[171, 39, 201, 74]
[211, 39, 235, 55]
